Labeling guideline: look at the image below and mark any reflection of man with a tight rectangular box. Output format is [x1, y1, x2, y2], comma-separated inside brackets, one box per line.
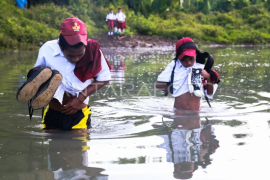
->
[16, 0, 28, 9]
[48, 133, 108, 180]
[109, 55, 126, 84]
[158, 113, 219, 179]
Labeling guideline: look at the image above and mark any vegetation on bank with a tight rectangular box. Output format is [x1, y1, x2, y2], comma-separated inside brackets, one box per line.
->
[1, 0, 270, 49]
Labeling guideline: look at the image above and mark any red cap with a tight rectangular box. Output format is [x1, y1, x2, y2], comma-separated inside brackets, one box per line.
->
[176, 37, 196, 60]
[60, 17, 87, 46]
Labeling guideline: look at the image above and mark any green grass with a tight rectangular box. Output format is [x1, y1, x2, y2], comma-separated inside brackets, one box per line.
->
[1, 0, 270, 50]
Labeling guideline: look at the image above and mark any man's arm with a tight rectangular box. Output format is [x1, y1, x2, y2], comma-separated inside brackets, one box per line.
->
[79, 80, 109, 101]
[62, 49, 111, 115]
[61, 80, 109, 115]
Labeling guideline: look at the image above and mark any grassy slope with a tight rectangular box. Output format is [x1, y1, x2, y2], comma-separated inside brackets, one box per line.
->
[0, 0, 96, 50]
[1, 0, 270, 50]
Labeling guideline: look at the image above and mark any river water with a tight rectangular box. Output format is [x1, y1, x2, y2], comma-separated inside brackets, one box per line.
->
[0, 46, 270, 180]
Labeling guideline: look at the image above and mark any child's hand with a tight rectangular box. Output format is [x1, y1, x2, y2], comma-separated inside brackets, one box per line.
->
[202, 69, 211, 80]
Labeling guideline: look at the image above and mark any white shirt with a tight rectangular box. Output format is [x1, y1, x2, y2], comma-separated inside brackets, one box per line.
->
[157, 60, 218, 98]
[158, 128, 202, 163]
[106, 13, 115, 21]
[53, 168, 108, 180]
[34, 39, 111, 105]
[115, 12, 126, 22]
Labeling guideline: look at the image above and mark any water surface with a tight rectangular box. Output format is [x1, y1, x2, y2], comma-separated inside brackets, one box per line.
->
[0, 46, 270, 179]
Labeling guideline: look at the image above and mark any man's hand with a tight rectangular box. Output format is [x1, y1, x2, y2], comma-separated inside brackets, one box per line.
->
[61, 97, 83, 115]
[61, 80, 109, 115]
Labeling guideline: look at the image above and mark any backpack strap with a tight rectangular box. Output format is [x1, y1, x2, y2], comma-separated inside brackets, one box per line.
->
[168, 131, 175, 164]
[165, 47, 215, 97]
[196, 50, 214, 71]
[165, 42, 198, 96]
[165, 59, 177, 96]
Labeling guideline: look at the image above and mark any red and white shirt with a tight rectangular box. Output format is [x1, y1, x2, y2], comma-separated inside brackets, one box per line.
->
[34, 39, 111, 105]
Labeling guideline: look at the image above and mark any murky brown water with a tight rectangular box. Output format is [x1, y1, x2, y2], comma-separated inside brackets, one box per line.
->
[0, 46, 270, 179]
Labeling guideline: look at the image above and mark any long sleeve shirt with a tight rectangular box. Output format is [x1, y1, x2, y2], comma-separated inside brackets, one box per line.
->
[157, 60, 218, 98]
[34, 39, 111, 105]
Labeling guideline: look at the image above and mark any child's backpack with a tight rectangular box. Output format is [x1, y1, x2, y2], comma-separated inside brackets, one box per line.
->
[166, 42, 220, 106]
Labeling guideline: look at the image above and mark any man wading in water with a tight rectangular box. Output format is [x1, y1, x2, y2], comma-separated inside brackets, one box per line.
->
[156, 37, 219, 112]
[17, 17, 111, 131]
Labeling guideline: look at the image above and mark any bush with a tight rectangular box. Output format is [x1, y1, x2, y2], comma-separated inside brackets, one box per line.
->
[2, 0, 270, 50]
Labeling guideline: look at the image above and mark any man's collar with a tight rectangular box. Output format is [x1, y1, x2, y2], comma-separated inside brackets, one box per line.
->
[54, 40, 64, 57]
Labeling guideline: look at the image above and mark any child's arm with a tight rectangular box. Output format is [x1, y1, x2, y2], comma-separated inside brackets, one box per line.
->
[156, 82, 169, 93]
[202, 69, 213, 95]
[156, 60, 175, 93]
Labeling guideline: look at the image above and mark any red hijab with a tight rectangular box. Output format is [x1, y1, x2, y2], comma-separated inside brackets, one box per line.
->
[74, 39, 111, 82]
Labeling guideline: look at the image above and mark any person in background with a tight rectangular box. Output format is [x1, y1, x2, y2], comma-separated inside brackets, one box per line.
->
[115, 7, 126, 34]
[15, 0, 27, 9]
[106, 9, 116, 36]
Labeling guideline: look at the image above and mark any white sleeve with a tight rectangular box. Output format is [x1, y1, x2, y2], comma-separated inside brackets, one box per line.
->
[95, 50, 111, 81]
[106, 14, 108, 21]
[34, 47, 46, 68]
[205, 83, 218, 99]
[157, 61, 175, 82]
[123, 13, 126, 19]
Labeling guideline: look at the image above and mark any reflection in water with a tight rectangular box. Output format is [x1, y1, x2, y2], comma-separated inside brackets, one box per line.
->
[107, 54, 126, 84]
[12, 132, 108, 180]
[48, 134, 108, 180]
[158, 113, 219, 179]
[1, 47, 270, 179]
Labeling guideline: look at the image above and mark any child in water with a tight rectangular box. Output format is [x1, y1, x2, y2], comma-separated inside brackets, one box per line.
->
[156, 37, 219, 111]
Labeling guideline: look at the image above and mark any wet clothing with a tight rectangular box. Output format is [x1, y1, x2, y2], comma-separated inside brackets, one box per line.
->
[42, 106, 92, 130]
[16, 0, 27, 9]
[157, 60, 218, 98]
[34, 39, 111, 105]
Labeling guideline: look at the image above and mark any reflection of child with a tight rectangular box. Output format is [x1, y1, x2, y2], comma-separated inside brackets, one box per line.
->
[109, 55, 126, 84]
[156, 37, 219, 111]
[158, 115, 219, 179]
[48, 135, 108, 180]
